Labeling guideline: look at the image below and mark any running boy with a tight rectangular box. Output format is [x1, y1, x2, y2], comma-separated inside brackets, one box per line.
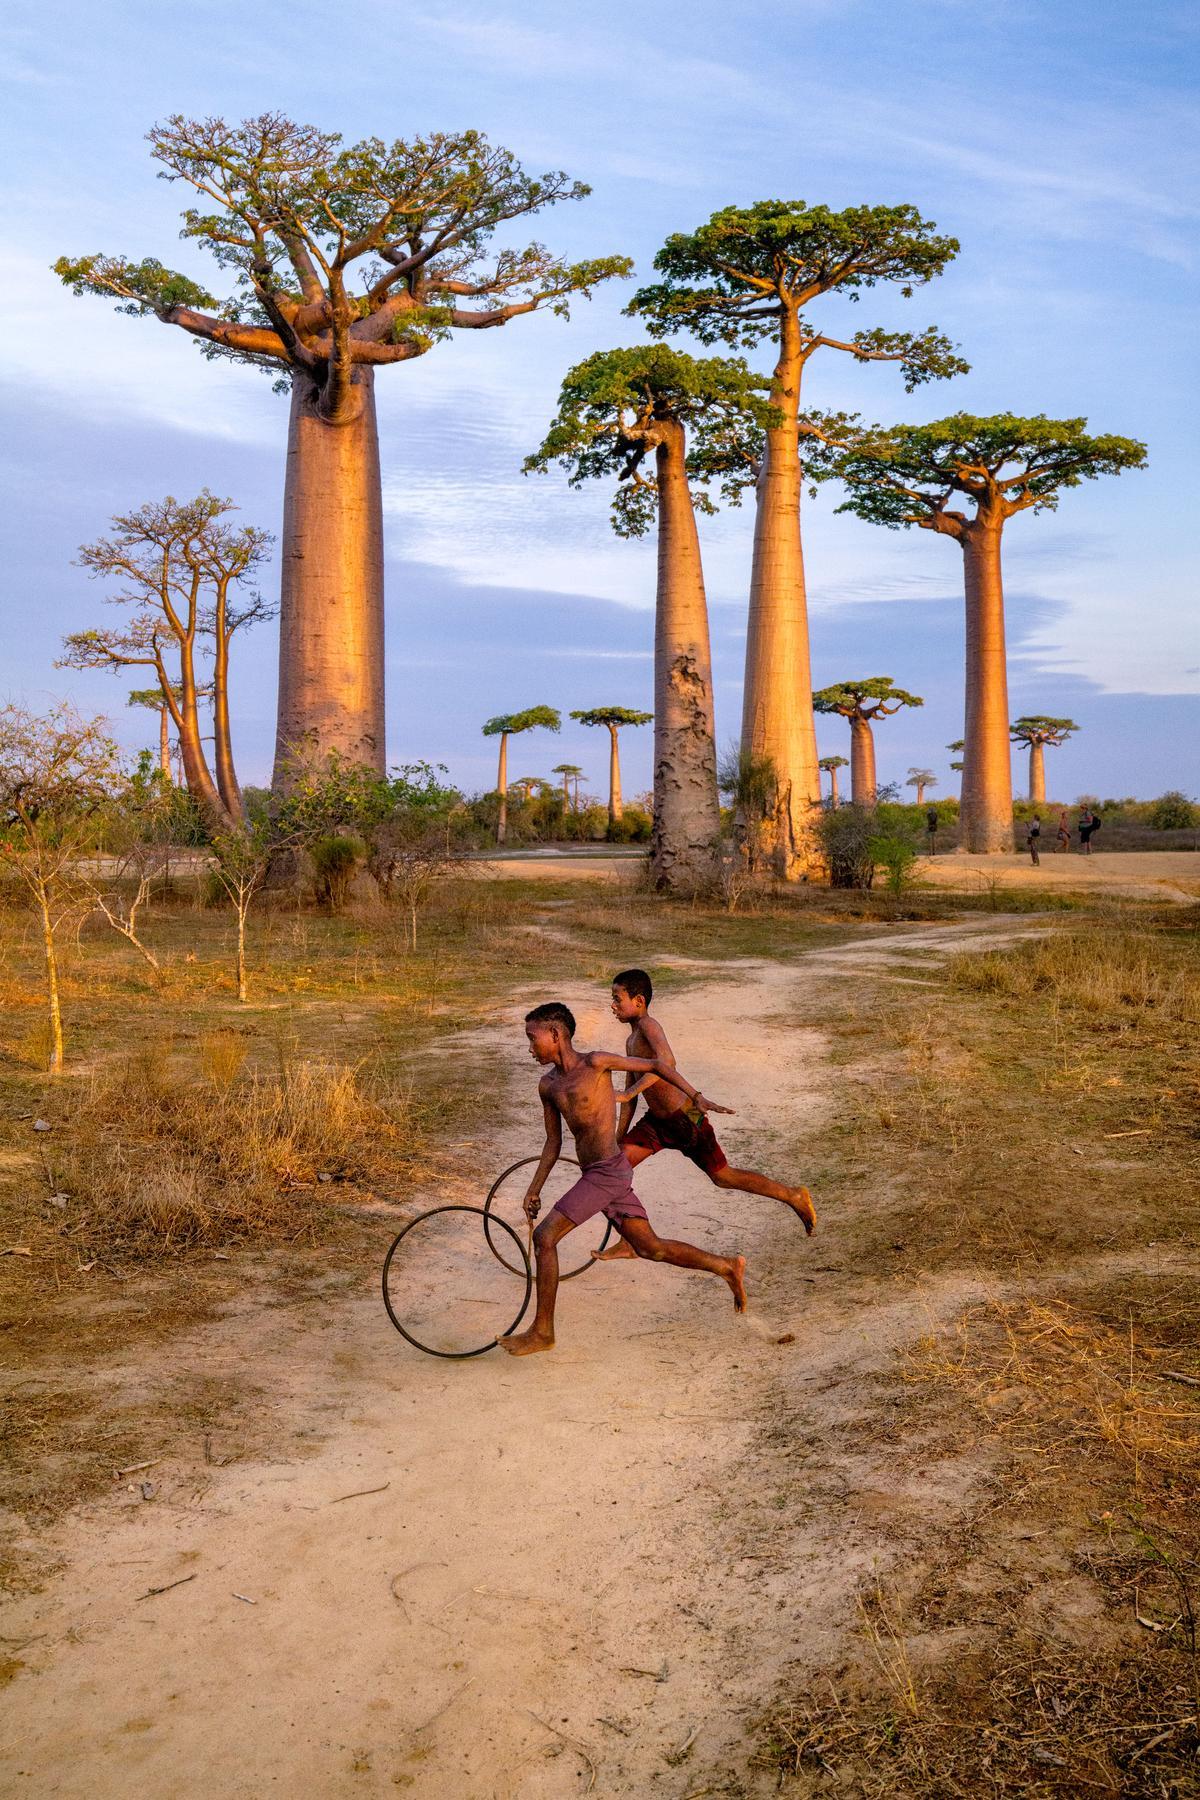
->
[498, 1002, 746, 1357]
[597, 969, 815, 1261]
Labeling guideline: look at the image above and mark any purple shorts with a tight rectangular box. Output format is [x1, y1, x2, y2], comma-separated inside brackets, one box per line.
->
[551, 1152, 649, 1227]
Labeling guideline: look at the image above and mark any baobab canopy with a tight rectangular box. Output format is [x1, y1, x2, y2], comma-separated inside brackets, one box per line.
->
[812, 679, 923, 719]
[1010, 716, 1079, 746]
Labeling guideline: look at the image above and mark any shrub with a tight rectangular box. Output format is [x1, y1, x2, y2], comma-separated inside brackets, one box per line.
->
[1149, 791, 1198, 831]
[870, 833, 919, 895]
[816, 804, 877, 889]
[609, 805, 652, 843]
[310, 835, 363, 909]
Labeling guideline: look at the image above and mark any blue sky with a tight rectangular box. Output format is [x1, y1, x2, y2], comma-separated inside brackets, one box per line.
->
[2, 0, 1197, 803]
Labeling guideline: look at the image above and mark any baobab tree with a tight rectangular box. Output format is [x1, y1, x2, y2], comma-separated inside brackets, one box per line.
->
[812, 679, 923, 807]
[947, 739, 965, 774]
[57, 116, 630, 784]
[1010, 715, 1078, 803]
[819, 755, 848, 806]
[570, 707, 653, 835]
[528, 345, 775, 888]
[830, 416, 1146, 851]
[552, 763, 583, 813]
[481, 707, 560, 844]
[60, 494, 271, 828]
[128, 686, 175, 780]
[906, 767, 937, 805]
[629, 202, 966, 877]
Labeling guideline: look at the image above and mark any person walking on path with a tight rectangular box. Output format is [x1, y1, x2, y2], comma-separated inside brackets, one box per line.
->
[926, 806, 940, 855]
[1056, 810, 1072, 853]
[499, 1002, 745, 1356]
[1026, 813, 1042, 865]
[1078, 806, 1101, 855]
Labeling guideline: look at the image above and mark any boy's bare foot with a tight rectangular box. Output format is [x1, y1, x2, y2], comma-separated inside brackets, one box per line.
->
[498, 1329, 555, 1356]
[595, 1240, 636, 1262]
[788, 1188, 817, 1235]
[724, 1255, 748, 1312]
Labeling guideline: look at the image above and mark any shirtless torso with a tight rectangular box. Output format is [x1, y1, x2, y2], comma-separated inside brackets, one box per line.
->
[539, 1055, 626, 1167]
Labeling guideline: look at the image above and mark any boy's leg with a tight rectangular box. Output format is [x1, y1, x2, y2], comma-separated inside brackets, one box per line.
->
[710, 1163, 816, 1234]
[498, 1211, 577, 1355]
[595, 1139, 655, 1260]
[615, 1216, 747, 1311]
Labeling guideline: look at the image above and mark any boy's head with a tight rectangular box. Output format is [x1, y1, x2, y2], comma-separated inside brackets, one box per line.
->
[524, 1001, 576, 1063]
[611, 967, 652, 1023]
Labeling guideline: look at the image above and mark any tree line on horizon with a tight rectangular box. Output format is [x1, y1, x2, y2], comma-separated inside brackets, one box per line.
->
[52, 112, 1150, 888]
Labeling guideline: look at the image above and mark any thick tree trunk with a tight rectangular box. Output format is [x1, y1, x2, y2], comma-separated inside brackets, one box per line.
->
[607, 726, 623, 825]
[960, 525, 1014, 852]
[212, 608, 244, 822]
[496, 734, 509, 845]
[649, 430, 721, 891]
[174, 651, 228, 828]
[915, 781, 926, 805]
[158, 706, 171, 782]
[1029, 741, 1046, 804]
[849, 716, 878, 807]
[273, 367, 386, 788]
[740, 310, 821, 879]
[828, 766, 840, 806]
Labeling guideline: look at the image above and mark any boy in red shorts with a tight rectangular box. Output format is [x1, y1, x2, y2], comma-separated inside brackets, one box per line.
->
[597, 968, 816, 1261]
[498, 1001, 746, 1356]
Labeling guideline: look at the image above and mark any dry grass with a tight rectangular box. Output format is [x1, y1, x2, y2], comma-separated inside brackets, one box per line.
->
[948, 925, 1200, 1028]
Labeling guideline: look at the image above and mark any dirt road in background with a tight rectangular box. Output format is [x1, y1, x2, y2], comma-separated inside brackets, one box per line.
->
[0, 923, 1047, 1797]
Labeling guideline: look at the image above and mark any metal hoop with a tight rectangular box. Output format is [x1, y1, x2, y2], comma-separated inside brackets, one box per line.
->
[381, 1204, 533, 1358]
[482, 1155, 614, 1276]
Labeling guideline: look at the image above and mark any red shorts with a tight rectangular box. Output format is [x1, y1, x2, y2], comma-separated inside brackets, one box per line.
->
[623, 1108, 728, 1179]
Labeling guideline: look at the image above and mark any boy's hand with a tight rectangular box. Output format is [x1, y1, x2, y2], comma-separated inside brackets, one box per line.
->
[695, 1093, 735, 1116]
[522, 1190, 542, 1221]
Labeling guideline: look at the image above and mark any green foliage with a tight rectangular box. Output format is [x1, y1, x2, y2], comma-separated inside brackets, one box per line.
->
[1150, 791, 1199, 830]
[869, 832, 919, 895]
[831, 414, 1148, 531]
[1010, 715, 1079, 746]
[570, 707, 652, 731]
[608, 805, 653, 844]
[309, 835, 364, 910]
[819, 755, 849, 771]
[482, 706, 561, 738]
[524, 344, 779, 535]
[813, 677, 923, 718]
[56, 115, 631, 383]
[628, 202, 965, 390]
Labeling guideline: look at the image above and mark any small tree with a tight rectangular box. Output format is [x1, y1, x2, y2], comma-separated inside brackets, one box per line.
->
[718, 744, 777, 874]
[570, 707, 652, 832]
[128, 685, 175, 780]
[906, 768, 937, 806]
[812, 679, 923, 807]
[819, 754, 848, 807]
[0, 705, 121, 1071]
[86, 753, 180, 976]
[552, 763, 584, 814]
[830, 415, 1146, 851]
[1010, 716, 1077, 804]
[1150, 791, 1199, 831]
[209, 820, 274, 1003]
[481, 707, 561, 845]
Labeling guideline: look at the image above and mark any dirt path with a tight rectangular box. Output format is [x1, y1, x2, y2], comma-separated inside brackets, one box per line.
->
[0, 923, 1048, 1797]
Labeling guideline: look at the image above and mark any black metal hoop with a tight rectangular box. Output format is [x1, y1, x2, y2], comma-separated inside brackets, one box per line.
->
[482, 1155, 614, 1277]
[381, 1204, 533, 1358]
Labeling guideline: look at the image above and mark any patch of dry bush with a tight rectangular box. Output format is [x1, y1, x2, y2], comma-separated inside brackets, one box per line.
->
[54, 1047, 420, 1253]
[947, 928, 1200, 1028]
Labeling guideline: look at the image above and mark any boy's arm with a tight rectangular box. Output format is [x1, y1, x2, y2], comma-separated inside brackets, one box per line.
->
[616, 1019, 672, 1139]
[591, 1051, 734, 1115]
[522, 1085, 564, 1221]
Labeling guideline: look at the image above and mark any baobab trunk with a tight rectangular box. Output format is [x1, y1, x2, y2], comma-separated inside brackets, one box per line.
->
[273, 367, 386, 787]
[1028, 741, 1046, 804]
[740, 311, 821, 878]
[173, 655, 228, 827]
[915, 779, 926, 805]
[607, 726, 623, 825]
[828, 765, 841, 806]
[495, 733, 509, 845]
[158, 706, 171, 782]
[649, 426, 721, 891]
[960, 526, 1014, 852]
[212, 624, 244, 821]
[849, 716, 878, 807]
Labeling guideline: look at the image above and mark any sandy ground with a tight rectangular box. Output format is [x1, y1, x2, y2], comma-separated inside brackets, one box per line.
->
[0, 919, 1079, 1796]
[477, 848, 1200, 903]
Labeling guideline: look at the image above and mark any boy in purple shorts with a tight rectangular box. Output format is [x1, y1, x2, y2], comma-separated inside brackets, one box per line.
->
[498, 1002, 747, 1357]
[595, 968, 815, 1263]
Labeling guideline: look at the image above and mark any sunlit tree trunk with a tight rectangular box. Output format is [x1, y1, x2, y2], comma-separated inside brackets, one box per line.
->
[273, 368, 385, 788]
[741, 309, 821, 878]
[172, 648, 228, 827]
[158, 706, 171, 781]
[38, 886, 64, 1075]
[495, 732, 509, 845]
[1028, 741, 1046, 804]
[915, 779, 926, 804]
[607, 726, 623, 825]
[849, 716, 878, 808]
[827, 765, 841, 806]
[212, 607, 244, 822]
[960, 524, 1014, 852]
[650, 426, 720, 890]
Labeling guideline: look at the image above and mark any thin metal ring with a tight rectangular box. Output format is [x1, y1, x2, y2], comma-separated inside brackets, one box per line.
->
[482, 1155, 613, 1276]
[381, 1204, 532, 1358]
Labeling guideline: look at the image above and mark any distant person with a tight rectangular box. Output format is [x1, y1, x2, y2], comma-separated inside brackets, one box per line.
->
[1026, 813, 1042, 865]
[1056, 811, 1072, 853]
[926, 806, 940, 854]
[1078, 806, 1101, 855]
